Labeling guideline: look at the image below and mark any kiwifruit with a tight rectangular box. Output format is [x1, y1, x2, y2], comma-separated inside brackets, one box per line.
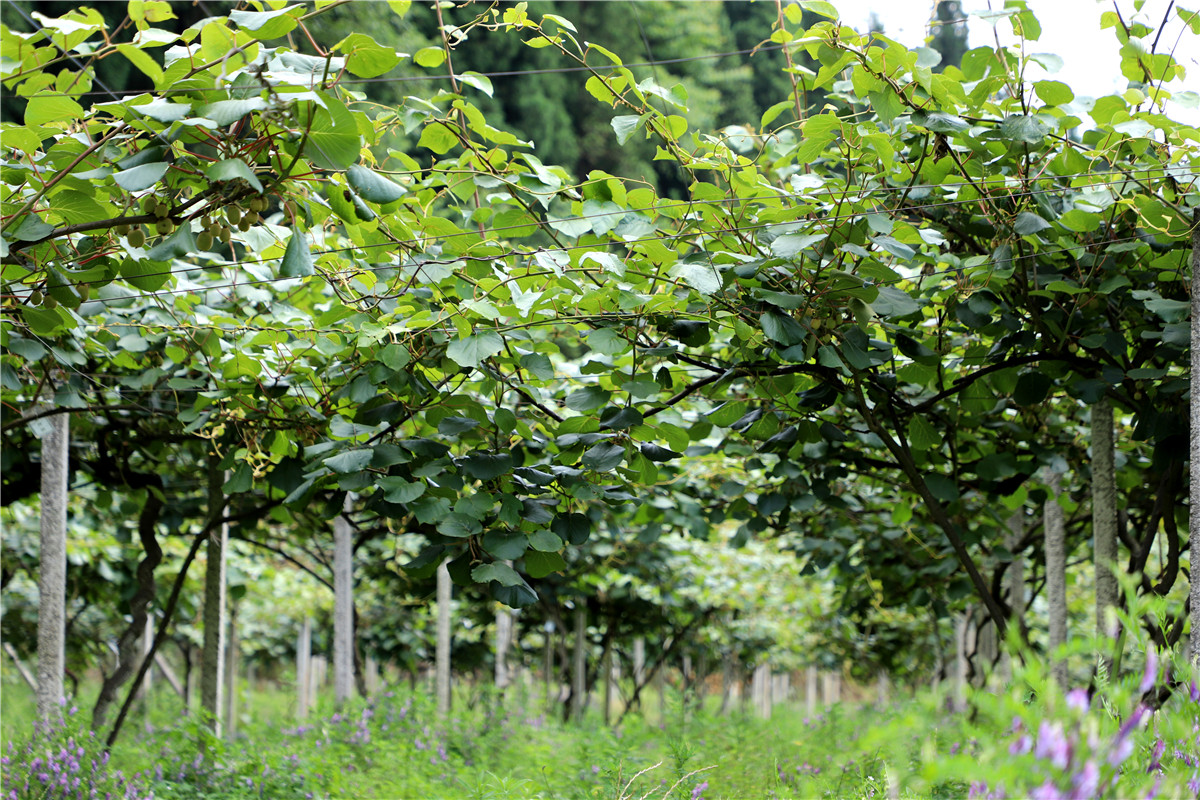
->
[197, 231, 214, 250]
[226, 207, 242, 226]
[77, 284, 90, 302]
[237, 217, 252, 232]
[128, 227, 146, 247]
[43, 295, 58, 309]
[29, 289, 43, 305]
[115, 223, 131, 237]
[154, 200, 170, 219]
[155, 218, 173, 236]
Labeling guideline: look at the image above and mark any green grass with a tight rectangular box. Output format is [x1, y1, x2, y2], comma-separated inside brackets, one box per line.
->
[2, 669, 905, 799]
[4, 662, 1198, 799]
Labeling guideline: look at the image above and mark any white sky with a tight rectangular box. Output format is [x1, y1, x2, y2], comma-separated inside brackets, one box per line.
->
[831, 0, 1199, 124]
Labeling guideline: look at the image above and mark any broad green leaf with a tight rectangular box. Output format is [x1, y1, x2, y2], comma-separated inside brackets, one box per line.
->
[472, 562, 524, 586]
[761, 311, 805, 346]
[760, 100, 793, 129]
[1014, 211, 1052, 235]
[207, 158, 263, 193]
[460, 453, 512, 481]
[222, 352, 261, 379]
[145, 226, 196, 261]
[707, 401, 747, 427]
[197, 97, 267, 126]
[611, 115, 643, 144]
[347, 164, 405, 203]
[336, 32, 401, 77]
[25, 95, 84, 127]
[12, 216, 54, 241]
[565, 385, 611, 412]
[581, 441, 624, 471]
[639, 443, 681, 462]
[1013, 372, 1053, 405]
[18, 304, 72, 336]
[797, 0, 839, 19]
[925, 474, 960, 502]
[113, 162, 169, 192]
[913, 110, 969, 133]
[1034, 80, 1074, 105]
[551, 513, 591, 545]
[438, 416, 479, 435]
[907, 415, 940, 451]
[976, 453, 1018, 481]
[482, 529, 527, 560]
[230, 6, 300, 39]
[223, 463, 253, 494]
[458, 71, 494, 97]
[132, 97, 190, 123]
[520, 353, 555, 380]
[418, 121, 458, 154]
[669, 261, 721, 296]
[324, 448, 374, 473]
[379, 477, 425, 503]
[280, 231, 314, 277]
[872, 286, 920, 318]
[772, 233, 826, 258]
[116, 44, 163, 84]
[492, 581, 538, 608]
[438, 513, 482, 538]
[600, 407, 643, 430]
[120, 256, 171, 291]
[304, 92, 361, 170]
[872, 235, 916, 261]
[447, 330, 504, 368]
[528, 529, 563, 551]
[869, 90, 904, 126]
[524, 550, 566, 578]
[999, 115, 1050, 143]
[414, 46, 446, 68]
[586, 327, 628, 355]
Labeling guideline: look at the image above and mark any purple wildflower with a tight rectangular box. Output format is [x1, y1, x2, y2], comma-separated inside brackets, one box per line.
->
[691, 781, 709, 800]
[1066, 689, 1090, 713]
[1068, 760, 1098, 800]
[1035, 721, 1071, 770]
[1148, 738, 1165, 772]
[1031, 781, 1063, 800]
[1140, 650, 1158, 693]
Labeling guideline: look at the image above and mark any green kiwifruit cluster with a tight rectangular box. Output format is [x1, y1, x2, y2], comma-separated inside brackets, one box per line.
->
[196, 213, 232, 250]
[117, 191, 275, 250]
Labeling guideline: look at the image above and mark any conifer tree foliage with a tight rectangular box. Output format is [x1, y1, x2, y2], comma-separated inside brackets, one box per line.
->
[1, 0, 1198, 694]
[928, 0, 968, 73]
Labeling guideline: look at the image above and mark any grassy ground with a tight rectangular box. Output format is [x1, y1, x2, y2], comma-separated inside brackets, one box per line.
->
[2, 662, 1196, 799]
[1, 669, 931, 799]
